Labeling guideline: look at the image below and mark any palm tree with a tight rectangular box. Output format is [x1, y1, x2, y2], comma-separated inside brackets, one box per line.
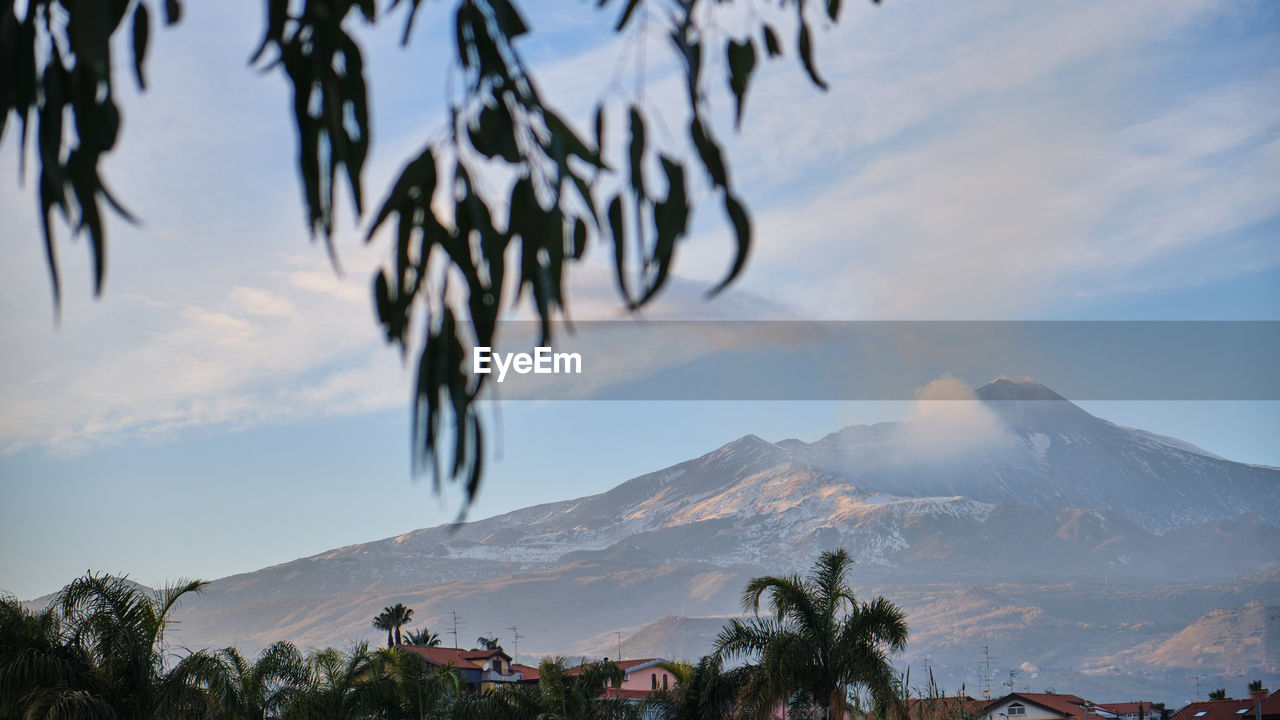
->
[530, 656, 635, 719]
[0, 592, 104, 720]
[0, 573, 210, 720]
[362, 647, 462, 720]
[287, 643, 376, 720]
[189, 641, 308, 720]
[373, 611, 394, 648]
[654, 656, 746, 720]
[382, 604, 414, 647]
[475, 636, 501, 651]
[405, 627, 442, 647]
[714, 548, 909, 720]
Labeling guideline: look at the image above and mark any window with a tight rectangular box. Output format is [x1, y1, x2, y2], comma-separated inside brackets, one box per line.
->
[651, 673, 657, 690]
[663, 674, 669, 690]
[1195, 713, 1207, 717]
[1008, 704, 1026, 717]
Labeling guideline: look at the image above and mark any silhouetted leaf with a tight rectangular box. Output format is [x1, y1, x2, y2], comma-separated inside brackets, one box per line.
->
[690, 118, 727, 188]
[67, 151, 106, 294]
[726, 39, 756, 128]
[615, 0, 642, 31]
[131, 3, 149, 90]
[369, 148, 436, 241]
[490, 0, 528, 39]
[628, 106, 646, 199]
[38, 170, 62, 308]
[250, 0, 287, 63]
[763, 25, 782, 58]
[163, 0, 182, 25]
[643, 156, 688, 303]
[798, 21, 828, 90]
[394, 0, 425, 44]
[607, 194, 632, 305]
[374, 270, 392, 334]
[470, 102, 519, 162]
[544, 109, 600, 166]
[827, 0, 842, 22]
[708, 192, 751, 296]
[593, 105, 605, 148]
[572, 217, 587, 260]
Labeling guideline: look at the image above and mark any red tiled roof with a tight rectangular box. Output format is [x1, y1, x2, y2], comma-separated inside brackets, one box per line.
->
[616, 658, 663, 672]
[510, 663, 540, 682]
[1100, 703, 1161, 715]
[1170, 699, 1257, 720]
[988, 693, 1093, 720]
[460, 649, 511, 662]
[564, 658, 663, 676]
[1243, 690, 1280, 720]
[397, 645, 483, 670]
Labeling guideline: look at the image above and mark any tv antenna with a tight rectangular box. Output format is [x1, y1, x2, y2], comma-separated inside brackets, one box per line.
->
[615, 631, 623, 661]
[448, 611, 465, 649]
[1005, 670, 1019, 694]
[507, 626, 524, 663]
[979, 646, 996, 699]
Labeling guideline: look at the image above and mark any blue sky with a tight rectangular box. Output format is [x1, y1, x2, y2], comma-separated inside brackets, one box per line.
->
[1, 0, 1278, 599]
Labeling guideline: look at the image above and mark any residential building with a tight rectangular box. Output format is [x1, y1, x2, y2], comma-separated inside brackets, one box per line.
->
[1098, 702, 1167, 720]
[983, 692, 1113, 720]
[1171, 689, 1280, 720]
[396, 645, 540, 692]
[564, 657, 676, 694]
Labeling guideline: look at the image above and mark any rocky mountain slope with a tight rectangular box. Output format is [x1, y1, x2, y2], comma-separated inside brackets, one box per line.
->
[130, 380, 1278, 699]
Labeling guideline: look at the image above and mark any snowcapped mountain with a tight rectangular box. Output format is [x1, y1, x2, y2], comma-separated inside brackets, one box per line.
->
[153, 379, 1277, 692]
[791, 379, 1277, 533]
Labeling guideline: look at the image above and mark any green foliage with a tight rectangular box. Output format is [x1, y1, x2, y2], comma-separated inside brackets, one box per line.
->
[1, 0, 873, 512]
[0, 572, 208, 720]
[1209, 689, 1227, 701]
[0, 0, 184, 307]
[405, 627, 442, 647]
[476, 635, 502, 651]
[1248, 680, 1263, 693]
[5, 559, 904, 720]
[372, 603, 414, 647]
[713, 548, 909, 720]
[651, 656, 748, 720]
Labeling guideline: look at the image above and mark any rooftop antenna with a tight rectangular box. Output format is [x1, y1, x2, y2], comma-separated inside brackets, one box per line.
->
[449, 611, 465, 650]
[507, 626, 523, 663]
[1005, 670, 1018, 695]
[616, 631, 623, 661]
[980, 646, 996, 699]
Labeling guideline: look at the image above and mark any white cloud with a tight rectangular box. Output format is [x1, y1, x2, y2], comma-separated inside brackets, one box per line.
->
[893, 374, 1014, 458]
[1, 0, 1276, 455]
[698, 2, 1280, 318]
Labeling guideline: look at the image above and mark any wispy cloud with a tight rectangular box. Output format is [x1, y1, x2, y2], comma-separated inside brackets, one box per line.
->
[1, 0, 1275, 455]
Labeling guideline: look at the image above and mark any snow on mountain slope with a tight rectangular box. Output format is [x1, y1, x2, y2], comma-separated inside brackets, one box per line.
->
[183, 379, 1277, 625]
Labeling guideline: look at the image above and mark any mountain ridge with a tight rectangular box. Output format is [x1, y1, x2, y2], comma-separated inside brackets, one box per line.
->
[29, 378, 1276, 700]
